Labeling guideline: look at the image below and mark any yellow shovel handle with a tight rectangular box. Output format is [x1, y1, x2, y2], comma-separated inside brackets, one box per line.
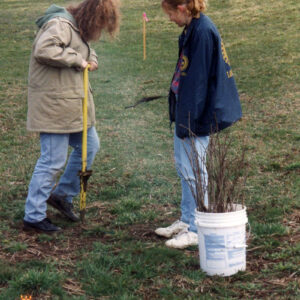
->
[82, 65, 89, 172]
[80, 64, 90, 212]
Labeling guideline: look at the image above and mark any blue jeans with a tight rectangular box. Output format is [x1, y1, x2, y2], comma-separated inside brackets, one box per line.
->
[24, 127, 100, 223]
[174, 132, 209, 233]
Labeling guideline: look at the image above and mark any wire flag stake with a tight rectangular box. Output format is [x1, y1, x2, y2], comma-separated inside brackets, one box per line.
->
[143, 12, 149, 60]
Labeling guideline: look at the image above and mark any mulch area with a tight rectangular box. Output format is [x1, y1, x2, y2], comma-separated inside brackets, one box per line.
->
[0, 207, 299, 299]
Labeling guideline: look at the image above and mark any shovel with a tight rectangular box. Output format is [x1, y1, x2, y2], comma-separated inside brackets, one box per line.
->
[79, 65, 92, 222]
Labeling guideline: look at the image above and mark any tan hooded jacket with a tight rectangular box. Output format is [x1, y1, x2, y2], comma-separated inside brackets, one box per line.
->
[27, 16, 97, 133]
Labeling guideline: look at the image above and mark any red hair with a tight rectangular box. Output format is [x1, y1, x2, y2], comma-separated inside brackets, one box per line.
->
[68, 0, 120, 42]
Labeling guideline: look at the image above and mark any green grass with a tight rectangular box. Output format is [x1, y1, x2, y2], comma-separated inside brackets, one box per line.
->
[0, 0, 299, 299]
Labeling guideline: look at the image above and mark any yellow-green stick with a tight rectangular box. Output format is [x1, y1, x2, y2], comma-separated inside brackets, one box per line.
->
[143, 18, 146, 60]
[80, 65, 90, 221]
[142, 12, 148, 60]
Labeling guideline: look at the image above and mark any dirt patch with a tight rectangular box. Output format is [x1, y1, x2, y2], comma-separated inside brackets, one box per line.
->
[1, 209, 299, 299]
[282, 209, 300, 244]
[2, 223, 101, 265]
[126, 222, 164, 242]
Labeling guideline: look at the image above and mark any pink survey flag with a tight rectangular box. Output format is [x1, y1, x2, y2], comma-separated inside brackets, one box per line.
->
[143, 12, 149, 22]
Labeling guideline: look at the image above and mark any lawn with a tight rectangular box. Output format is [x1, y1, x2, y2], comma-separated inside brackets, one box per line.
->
[0, 0, 299, 299]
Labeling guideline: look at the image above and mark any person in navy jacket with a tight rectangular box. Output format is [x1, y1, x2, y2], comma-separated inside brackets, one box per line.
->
[155, 0, 242, 249]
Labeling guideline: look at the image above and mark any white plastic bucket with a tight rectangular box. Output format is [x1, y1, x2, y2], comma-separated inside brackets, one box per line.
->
[195, 204, 248, 277]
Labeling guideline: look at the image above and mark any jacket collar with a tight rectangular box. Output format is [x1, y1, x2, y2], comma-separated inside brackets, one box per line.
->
[180, 14, 202, 48]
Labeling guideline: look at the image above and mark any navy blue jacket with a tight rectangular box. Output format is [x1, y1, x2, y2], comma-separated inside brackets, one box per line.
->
[169, 14, 242, 138]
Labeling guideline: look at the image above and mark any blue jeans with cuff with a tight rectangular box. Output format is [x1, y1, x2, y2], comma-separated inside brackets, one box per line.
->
[24, 126, 100, 223]
[174, 131, 209, 233]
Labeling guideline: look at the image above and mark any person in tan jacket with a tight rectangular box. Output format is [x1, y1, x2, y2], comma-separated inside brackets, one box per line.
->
[24, 0, 120, 233]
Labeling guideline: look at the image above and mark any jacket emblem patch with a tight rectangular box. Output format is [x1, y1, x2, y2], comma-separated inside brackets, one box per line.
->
[180, 55, 189, 75]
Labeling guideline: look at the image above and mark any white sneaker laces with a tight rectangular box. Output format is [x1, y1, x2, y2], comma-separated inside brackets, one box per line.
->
[173, 228, 189, 239]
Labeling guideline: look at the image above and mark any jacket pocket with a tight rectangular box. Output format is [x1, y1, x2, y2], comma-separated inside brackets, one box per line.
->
[42, 97, 83, 131]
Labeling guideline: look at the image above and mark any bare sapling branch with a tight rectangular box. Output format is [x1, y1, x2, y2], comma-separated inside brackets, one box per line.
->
[180, 124, 248, 213]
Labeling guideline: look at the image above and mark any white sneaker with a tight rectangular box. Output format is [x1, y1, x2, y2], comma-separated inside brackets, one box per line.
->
[155, 220, 189, 238]
[165, 230, 198, 249]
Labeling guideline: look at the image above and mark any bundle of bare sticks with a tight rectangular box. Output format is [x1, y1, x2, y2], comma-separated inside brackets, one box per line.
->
[125, 95, 165, 109]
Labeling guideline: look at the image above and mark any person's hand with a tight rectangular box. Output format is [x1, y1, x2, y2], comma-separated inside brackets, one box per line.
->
[88, 61, 98, 71]
[81, 59, 88, 69]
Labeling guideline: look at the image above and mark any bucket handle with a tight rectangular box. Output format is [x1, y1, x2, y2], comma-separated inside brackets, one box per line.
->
[246, 222, 251, 242]
[228, 244, 247, 249]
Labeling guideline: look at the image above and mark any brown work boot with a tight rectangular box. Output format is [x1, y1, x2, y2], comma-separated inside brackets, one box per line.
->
[47, 194, 80, 222]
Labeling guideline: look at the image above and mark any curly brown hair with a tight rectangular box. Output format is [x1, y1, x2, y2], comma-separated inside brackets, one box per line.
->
[162, 0, 207, 17]
[68, 0, 120, 42]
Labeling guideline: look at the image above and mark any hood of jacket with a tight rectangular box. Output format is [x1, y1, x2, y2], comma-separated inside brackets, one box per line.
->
[36, 4, 76, 28]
